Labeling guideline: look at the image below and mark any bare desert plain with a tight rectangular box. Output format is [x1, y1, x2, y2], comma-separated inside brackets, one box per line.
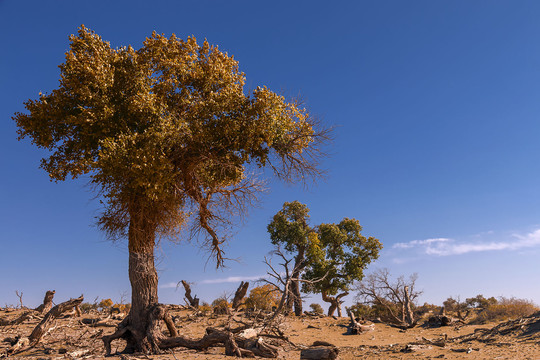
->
[1, 305, 539, 360]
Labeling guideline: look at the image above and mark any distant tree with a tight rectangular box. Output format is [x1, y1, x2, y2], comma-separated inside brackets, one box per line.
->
[267, 201, 316, 316]
[303, 218, 382, 317]
[465, 294, 498, 309]
[14, 26, 329, 353]
[355, 269, 422, 328]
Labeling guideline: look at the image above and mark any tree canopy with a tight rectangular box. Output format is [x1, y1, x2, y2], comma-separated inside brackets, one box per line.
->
[303, 218, 382, 296]
[15, 26, 328, 264]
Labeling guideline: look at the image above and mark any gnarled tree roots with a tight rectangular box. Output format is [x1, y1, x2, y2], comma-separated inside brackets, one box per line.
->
[102, 304, 279, 357]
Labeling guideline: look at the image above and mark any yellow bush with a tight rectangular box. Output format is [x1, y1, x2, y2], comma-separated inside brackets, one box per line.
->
[475, 297, 538, 323]
[98, 298, 114, 309]
[245, 284, 281, 311]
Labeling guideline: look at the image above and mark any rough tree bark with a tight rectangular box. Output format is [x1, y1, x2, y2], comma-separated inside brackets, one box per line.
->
[180, 280, 199, 309]
[321, 291, 348, 317]
[102, 210, 160, 353]
[232, 281, 249, 310]
[403, 286, 414, 326]
[34, 290, 55, 314]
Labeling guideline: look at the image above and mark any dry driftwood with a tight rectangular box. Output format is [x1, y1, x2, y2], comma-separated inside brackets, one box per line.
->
[102, 304, 281, 357]
[346, 308, 374, 334]
[8, 295, 84, 354]
[34, 290, 55, 314]
[180, 280, 199, 309]
[232, 281, 249, 310]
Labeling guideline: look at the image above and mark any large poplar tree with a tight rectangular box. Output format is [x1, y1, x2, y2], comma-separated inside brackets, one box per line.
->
[14, 26, 328, 353]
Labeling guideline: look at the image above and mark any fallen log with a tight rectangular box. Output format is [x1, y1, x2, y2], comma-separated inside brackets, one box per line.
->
[8, 295, 84, 354]
[346, 308, 374, 334]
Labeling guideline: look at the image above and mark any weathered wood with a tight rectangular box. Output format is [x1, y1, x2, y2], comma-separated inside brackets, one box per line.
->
[180, 280, 199, 309]
[300, 346, 339, 360]
[346, 308, 374, 334]
[28, 295, 84, 346]
[232, 281, 249, 309]
[8, 295, 84, 354]
[403, 285, 415, 327]
[34, 290, 55, 314]
[103, 304, 279, 357]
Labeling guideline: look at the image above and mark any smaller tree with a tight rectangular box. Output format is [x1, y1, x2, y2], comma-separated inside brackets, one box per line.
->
[355, 269, 422, 328]
[267, 201, 315, 316]
[303, 218, 382, 317]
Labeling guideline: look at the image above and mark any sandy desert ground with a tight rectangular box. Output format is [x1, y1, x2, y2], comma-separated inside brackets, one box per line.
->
[1, 306, 539, 360]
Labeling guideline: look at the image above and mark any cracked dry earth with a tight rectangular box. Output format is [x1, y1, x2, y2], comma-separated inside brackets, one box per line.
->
[1, 308, 539, 359]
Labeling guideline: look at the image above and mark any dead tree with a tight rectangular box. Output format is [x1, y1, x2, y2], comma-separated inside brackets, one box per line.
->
[260, 248, 327, 325]
[34, 290, 55, 313]
[355, 268, 421, 328]
[15, 290, 24, 309]
[9, 295, 84, 354]
[232, 281, 249, 310]
[179, 280, 199, 309]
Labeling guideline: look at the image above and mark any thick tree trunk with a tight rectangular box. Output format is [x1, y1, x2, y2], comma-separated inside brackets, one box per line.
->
[103, 208, 160, 353]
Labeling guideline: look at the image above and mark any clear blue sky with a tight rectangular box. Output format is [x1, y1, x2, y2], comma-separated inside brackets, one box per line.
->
[1, 0, 540, 310]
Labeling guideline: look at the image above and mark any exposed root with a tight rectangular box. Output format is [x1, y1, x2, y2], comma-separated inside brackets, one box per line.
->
[102, 304, 281, 357]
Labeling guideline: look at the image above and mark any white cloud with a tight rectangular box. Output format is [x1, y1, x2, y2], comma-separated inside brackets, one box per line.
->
[159, 275, 265, 289]
[399, 229, 540, 257]
[160, 282, 180, 289]
[393, 238, 451, 249]
[200, 275, 265, 284]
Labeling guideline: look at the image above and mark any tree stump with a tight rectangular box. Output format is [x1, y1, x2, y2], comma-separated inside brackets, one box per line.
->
[34, 290, 55, 314]
[232, 281, 249, 310]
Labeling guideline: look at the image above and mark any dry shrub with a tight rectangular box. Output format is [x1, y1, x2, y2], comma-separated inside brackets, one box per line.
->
[309, 303, 324, 315]
[475, 297, 539, 323]
[98, 298, 114, 309]
[212, 297, 231, 315]
[199, 302, 212, 314]
[245, 284, 280, 311]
